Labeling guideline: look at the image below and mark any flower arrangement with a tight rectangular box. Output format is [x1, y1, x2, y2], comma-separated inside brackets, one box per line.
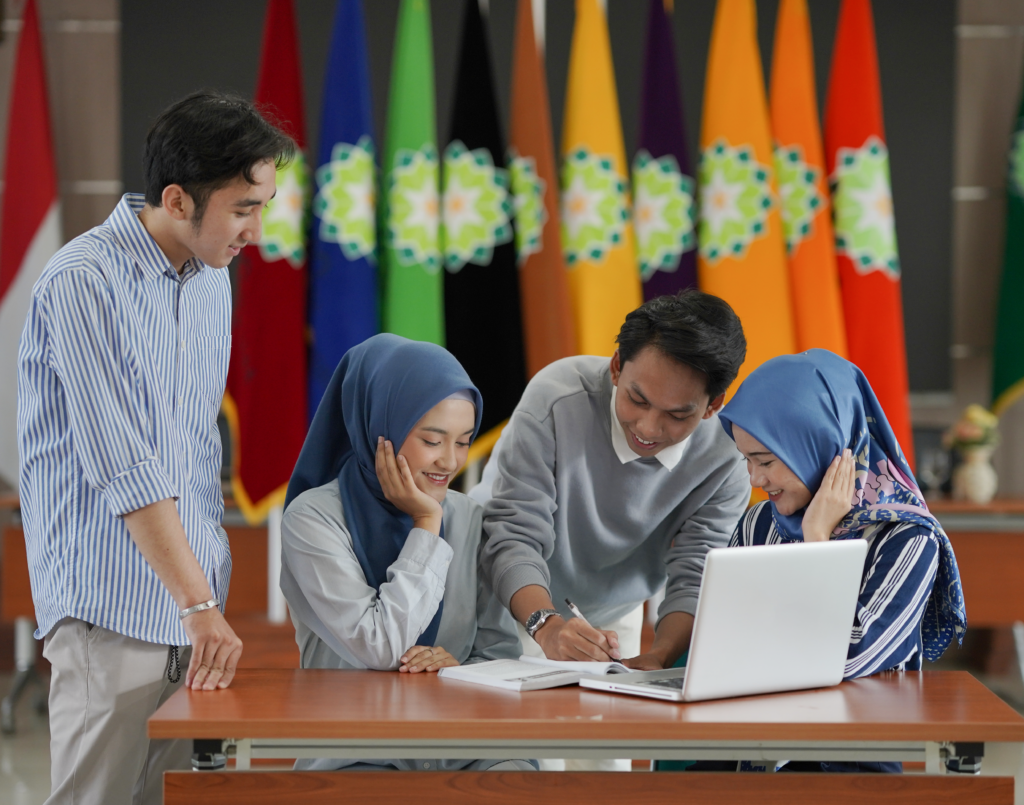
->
[943, 404, 1000, 452]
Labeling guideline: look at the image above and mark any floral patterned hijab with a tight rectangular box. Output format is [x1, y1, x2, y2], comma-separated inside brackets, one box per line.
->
[719, 350, 966, 661]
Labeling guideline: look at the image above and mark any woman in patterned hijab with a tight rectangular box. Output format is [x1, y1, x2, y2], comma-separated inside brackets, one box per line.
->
[719, 349, 965, 679]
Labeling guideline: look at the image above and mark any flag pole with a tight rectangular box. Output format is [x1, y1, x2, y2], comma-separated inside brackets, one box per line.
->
[267, 505, 287, 624]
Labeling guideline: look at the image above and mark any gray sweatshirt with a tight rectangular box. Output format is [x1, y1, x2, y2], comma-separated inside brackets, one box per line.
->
[480, 356, 749, 627]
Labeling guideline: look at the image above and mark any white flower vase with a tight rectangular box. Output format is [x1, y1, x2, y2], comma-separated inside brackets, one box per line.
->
[953, 446, 998, 504]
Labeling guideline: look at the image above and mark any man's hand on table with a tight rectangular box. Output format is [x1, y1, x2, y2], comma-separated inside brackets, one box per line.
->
[182, 607, 243, 690]
[620, 611, 695, 673]
[622, 654, 665, 671]
[535, 615, 622, 662]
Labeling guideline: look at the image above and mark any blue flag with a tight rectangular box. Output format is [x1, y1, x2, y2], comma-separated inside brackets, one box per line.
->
[307, 0, 378, 420]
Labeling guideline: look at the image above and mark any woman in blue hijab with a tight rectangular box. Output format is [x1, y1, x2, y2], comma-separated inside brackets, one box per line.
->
[708, 349, 966, 774]
[280, 334, 530, 773]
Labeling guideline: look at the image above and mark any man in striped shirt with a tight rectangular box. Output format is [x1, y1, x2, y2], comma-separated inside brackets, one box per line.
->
[17, 92, 295, 804]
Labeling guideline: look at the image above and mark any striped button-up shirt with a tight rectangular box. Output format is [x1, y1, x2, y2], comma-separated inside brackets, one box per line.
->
[17, 194, 232, 645]
[732, 501, 940, 679]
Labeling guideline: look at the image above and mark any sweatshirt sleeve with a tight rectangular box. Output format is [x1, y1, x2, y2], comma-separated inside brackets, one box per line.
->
[659, 456, 749, 622]
[844, 524, 939, 679]
[466, 537, 525, 664]
[281, 500, 453, 670]
[479, 408, 559, 609]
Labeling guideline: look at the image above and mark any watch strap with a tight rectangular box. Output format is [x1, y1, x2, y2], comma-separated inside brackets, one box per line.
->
[525, 608, 560, 638]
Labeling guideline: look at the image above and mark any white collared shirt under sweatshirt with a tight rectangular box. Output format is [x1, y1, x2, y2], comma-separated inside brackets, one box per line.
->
[476, 355, 749, 628]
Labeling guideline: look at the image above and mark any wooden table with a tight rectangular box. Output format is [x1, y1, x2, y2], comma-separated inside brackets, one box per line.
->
[150, 669, 1024, 804]
[930, 499, 1024, 627]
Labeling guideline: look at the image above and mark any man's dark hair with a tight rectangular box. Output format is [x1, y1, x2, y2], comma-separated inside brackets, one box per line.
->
[143, 90, 296, 225]
[615, 290, 747, 400]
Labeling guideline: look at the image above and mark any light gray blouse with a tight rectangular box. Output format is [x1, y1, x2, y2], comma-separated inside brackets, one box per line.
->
[280, 481, 525, 772]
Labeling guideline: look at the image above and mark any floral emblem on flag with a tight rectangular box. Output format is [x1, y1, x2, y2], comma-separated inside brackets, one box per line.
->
[632, 150, 695, 280]
[259, 153, 310, 267]
[314, 135, 376, 261]
[831, 135, 899, 279]
[440, 141, 513, 272]
[508, 149, 547, 266]
[1010, 129, 1024, 197]
[387, 144, 441, 272]
[560, 146, 628, 266]
[698, 139, 774, 265]
[773, 144, 825, 255]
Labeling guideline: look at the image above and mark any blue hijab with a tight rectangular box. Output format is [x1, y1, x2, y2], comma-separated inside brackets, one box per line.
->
[285, 334, 483, 647]
[718, 349, 965, 662]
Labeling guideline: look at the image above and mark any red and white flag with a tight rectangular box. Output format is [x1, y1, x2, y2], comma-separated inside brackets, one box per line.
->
[0, 0, 62, 487]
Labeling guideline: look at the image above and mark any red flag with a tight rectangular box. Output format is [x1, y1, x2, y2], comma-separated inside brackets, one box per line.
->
[824, 0, 914, 466]
[223, 0, 309, 523]
[0, 0, 62, 486]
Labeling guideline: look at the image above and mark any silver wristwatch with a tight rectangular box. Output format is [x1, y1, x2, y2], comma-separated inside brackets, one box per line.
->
[525, 608, 560, 638]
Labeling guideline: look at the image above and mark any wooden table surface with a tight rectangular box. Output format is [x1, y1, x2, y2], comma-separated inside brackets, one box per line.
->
[148, 669, 1024, 744]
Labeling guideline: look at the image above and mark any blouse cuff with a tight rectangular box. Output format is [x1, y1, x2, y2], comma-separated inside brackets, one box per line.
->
[399, 527, 454, 578]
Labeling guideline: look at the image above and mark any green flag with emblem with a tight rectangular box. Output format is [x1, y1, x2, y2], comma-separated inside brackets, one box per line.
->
[380, 0, 443, 343]
[992, 76, 1024, 415]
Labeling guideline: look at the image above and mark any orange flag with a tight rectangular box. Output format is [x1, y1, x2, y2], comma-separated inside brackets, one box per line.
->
[560, 0, 642, 356]
[825, 0, 914, 466]
[509, 0, 576, 377]
[698, 0, 795, 390]
[770, 0, 847, 355]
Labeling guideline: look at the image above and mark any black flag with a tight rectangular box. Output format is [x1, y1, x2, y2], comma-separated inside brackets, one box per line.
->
[441, 0, 526, 437]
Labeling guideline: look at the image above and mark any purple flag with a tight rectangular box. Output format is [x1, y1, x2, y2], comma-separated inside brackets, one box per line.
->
[634, 0, 697, 299]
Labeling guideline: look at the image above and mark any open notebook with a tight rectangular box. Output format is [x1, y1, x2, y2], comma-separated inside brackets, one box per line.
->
[437, 655, 632, 692]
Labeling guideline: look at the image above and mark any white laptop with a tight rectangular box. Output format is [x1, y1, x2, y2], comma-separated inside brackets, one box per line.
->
[580, 539, 867, 703]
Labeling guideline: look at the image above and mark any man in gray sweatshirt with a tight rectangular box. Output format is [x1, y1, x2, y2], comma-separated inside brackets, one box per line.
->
[479, 290, 749, 672]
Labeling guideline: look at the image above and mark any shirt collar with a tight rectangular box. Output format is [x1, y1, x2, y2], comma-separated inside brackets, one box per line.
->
[609, 384, 689, 470]
[108, 193, 208, 280]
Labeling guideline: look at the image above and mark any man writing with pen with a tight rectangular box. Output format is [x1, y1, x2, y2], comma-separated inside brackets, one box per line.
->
[474, 292, 749, 769]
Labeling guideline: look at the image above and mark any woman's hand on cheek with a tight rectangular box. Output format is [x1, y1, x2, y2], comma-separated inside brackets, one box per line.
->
[399, 645, 459, 673]
[801, 449, 856, 542]
[375, 437, 443, 535]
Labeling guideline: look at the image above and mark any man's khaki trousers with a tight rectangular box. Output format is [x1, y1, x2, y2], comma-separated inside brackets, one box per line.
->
[43, 618, 192, 805]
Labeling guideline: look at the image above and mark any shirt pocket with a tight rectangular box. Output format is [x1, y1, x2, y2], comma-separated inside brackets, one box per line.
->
[190, 335, 232, 410]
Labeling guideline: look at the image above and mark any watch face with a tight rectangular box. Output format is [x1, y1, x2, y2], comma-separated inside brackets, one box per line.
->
[527, 609, 556, 635]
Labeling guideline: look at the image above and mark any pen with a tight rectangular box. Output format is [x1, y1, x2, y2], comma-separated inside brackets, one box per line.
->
[565, 598, 590, 625]
[566, 598, 622, 661]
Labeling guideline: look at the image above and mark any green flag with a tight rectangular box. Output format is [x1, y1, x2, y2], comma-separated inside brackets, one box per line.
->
[992, 79, 1024, 415]
[381, 0, 443, 343]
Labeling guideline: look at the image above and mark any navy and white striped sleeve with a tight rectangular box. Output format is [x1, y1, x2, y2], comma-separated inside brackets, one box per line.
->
[729, 501, 772, 547]
[844, 523, 939, 679]
[38, 269, 179, 516]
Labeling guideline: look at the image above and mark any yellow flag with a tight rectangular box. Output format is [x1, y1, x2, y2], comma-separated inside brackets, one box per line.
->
[560, 0, 642, 356]
[698, 0, 795, 390]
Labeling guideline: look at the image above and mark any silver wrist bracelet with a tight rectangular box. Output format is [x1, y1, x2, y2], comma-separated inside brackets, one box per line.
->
[179, 599, 220, 620]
